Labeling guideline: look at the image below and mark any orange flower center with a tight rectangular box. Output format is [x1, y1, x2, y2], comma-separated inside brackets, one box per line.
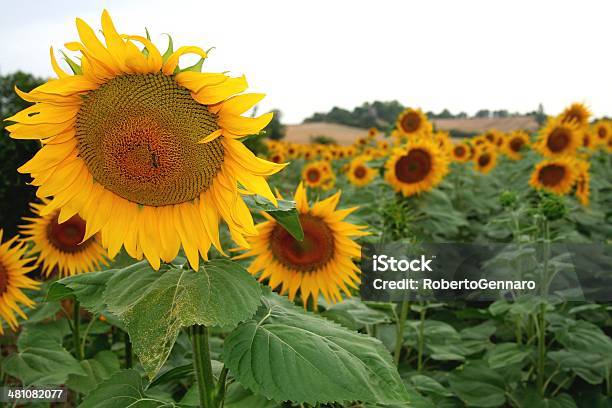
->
[270, 215, 334, 272]
[395, 149, 432, 183]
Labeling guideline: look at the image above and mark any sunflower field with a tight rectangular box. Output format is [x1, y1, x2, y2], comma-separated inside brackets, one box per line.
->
[1, 10, 611, 408]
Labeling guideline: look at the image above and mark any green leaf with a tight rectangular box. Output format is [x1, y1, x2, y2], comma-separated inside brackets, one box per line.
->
[486, 343, 532, 369]
[180, 57, 205, 73]
[161, 34, 174, 61]
[448, 361, 506, 407]
[103, 260, 261, 379]
[514, 387, 577, 408]
[548, 349, 607, 384]
[410, 374, 453, 397]
[2, 326, 85, 385]
[243, 194, 304, 240]
[47, 269, 119, 313]
[66, 351, 121, 394]
[224, 291, 410, 405]
[321, 297, 390, 330]
[60, 51, 82, 74]
[80, 369, 176, 408]
[149, 364, 194, 388]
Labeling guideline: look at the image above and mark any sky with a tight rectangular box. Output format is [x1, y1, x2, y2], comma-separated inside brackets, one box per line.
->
[0, 0, 610, 124]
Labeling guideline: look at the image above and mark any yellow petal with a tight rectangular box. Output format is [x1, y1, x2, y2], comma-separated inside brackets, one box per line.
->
[162, 46, 208, 75]
[192, 75, 247, 105]
[50, 47, 69, 79]
[217, 93, 265, 115]
[175, 71, 228, 93]
[218, 111, 273, 136]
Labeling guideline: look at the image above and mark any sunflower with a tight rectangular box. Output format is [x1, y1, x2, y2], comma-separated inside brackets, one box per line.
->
[396, 108, 432, 137]
[529, 157, 577, 195]
[0, 230, 39, 334]
[347, 156, 377, 187]
[592, 120, 611, 147]
[574, 160, 590, 206]
[20, 200, 110, 277]
[235, 184, 368, 308]
[268, 149, 285, 164]
[301, 161, 331, 188]
[451, 142, 470, 162]
[385, 139, 449, 196]
[560, 102, 591, 128]
[535, 117, 581, 157]
[5, 11, 285, 270]
[474, 147, 497, 174]
[504, 130, 530, 160]
[483, 129, 502, 146]
[368, 127, 378, 138]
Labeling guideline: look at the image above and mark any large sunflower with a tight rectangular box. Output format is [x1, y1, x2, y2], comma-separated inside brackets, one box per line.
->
[535, 118, 581, 157]
[21, 200, 110, 277]
[385, 139, 449, 196]
[396, 108, 433, 138]
[529, 157, 577, 195]
[235, 184, 368, 308]
[5, 11, 285, 270]
[504, 130, 530, 160]
[347, 156, 377, 187]
[0, 230, 39, 334]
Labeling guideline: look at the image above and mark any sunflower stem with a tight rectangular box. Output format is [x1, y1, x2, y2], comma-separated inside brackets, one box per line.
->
[124, 332, 133, 369]
[73, 300, 83, 361]
[393, 300, 410, 366]
[190, 325, 216, 408]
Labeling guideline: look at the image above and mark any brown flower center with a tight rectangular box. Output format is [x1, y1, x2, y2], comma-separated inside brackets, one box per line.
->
[538, 164, 566, 187]
[509, 138, 525, 152]
[76, 73, 224, 207]
[597, 127, 607, 139]
[478, 153, 491, 168]
[306, 168, 321, 183]
[400, 112, 422, 133]
[354, 165, 367, 179]
[0, 260, 7, 295]
[47, 213, 94, 253]
[270, 215, 334, 272]
[454, 146, 466, 157]
[547, 128, 570, 153]
[395, 149, 432, 183]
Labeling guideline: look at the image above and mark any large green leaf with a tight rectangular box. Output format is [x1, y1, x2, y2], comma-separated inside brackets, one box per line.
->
[79, 369, 176, 408]
[243, 194, 304, 240]
[486, 343, 532, 369]
[321, 297, 391, 330]
[2, 325, 84, 385]
[224, 291, 410, 405]
[47, 268, 123, 313]
[103, 260, 261, 379]
[548, 349, 608, 385]
[448, 361, 506, 407]
[66, 351, 121, 394]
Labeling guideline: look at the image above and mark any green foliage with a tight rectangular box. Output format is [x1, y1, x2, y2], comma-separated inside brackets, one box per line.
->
[224, 291, 410, 405]
[0, 72, 44, 236]
[263, 109, 285, 140]
[309, 134, 337, 145]
[303, 100, 405, 129]
[242, 194, 304, 240]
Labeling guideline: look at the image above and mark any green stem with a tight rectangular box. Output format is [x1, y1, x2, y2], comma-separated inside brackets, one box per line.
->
[125, 332, 133, 369]
[191, 325, 217, 408]
[417, 307, 426, 372]
[393, 300, 410, 366]
[73, 300, 83, 361]
[537, 218, 550, 395]
[214, 366, 229, 407]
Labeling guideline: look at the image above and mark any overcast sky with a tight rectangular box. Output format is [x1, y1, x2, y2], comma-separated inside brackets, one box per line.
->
[1, 0, 610, 123]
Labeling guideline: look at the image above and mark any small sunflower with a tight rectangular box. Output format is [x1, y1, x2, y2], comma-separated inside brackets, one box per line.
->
[451, 142, 470, 162]
[483, 129, 502, 146]
[368, 127, 378, 138]
[592, 120, 611, 147]
[504, 130, 530, 160]
[474, 147, 497, 174]
[5, 11, 285, 270]
[0, 230, 39, 334]
[347, 156, 377, 187]
[535, 118, 581, 157]
[302, 161, 334, 189]
[235, 184, 368, 308]
[529, 157, 577, 195]
[560, 102, 591, 128]
[385, 139, 449, 196]
[396, 108, 432, 137]
[269, 149, 285, 164]
[574, 160, 590, 206]
[20, 200, 110, 277]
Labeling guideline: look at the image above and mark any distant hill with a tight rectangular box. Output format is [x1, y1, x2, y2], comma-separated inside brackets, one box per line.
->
[285, 116, 539, 146]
